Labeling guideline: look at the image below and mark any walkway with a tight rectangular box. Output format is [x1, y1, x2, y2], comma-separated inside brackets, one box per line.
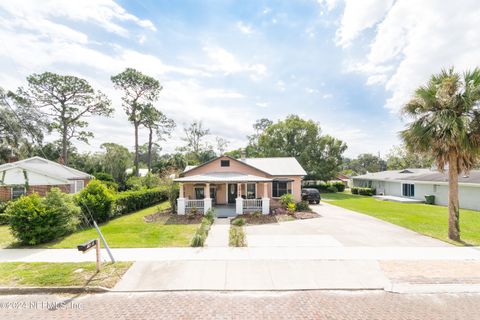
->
[204, 217, 230, 247]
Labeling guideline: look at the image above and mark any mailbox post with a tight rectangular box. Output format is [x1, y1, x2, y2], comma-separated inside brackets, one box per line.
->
[77, 239, 101, 272]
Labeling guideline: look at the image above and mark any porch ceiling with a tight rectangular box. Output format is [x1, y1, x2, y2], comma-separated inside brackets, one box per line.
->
[174, 172, 272, 183]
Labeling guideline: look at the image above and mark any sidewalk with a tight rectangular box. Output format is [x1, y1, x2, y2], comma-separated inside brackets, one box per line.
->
[204, 218, 230, 247]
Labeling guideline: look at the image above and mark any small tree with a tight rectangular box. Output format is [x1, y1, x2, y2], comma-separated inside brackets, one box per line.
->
[76, 180, 114, 223]
[160, 170, 179, 213]
[6, 189, 80, 245]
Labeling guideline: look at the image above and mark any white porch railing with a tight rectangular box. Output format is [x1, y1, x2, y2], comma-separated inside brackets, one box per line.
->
[185, 199, 205, 214]
[243, 199, 262, 212]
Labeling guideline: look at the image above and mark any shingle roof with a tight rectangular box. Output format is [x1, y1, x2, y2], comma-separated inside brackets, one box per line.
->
[353, 168, 480, 184]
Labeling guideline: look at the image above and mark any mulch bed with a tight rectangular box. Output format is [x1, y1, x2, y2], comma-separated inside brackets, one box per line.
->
[144, 209, 203, 224]
[234, 211, 320, 225]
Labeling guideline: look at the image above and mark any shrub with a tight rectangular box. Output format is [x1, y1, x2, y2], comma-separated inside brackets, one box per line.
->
[76, 180, 114, 223]
[232, 217, 245, 226]
[279, 193, 295, 209]
[326, 185, 338, 193]
[0, 201, 9, 225]
[229, 226, 247, 247]
[125, 173, 161, 190]
[295, 201, 311, 212]
[190, 209, 215, 247]
[94, 172, 115, 182]
[251, 211, 262, 218]
[287, 202, 296, 214]
[7, 189, 80, 245]
[113, 187, 168, 216]
[351, 187, 359, 194]
[329, 181, 346, 192]
[358, 187, 376, 196]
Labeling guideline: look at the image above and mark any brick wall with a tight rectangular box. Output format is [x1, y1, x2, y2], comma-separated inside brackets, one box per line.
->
[0, 187, 11, 201]
[27, 184, 71, 196]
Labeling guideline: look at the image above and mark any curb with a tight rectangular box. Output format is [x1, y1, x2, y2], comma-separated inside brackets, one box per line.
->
[385, 283, 480, 294]
[0, 286, 111, 295]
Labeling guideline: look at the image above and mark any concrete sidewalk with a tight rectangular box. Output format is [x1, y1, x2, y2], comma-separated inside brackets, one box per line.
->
[1, 246, 480, 262]
[204, 218, 230, 247]
[113, 260, 390, 291]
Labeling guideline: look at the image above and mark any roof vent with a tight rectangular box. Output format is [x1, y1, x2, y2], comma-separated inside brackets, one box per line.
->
[399, 169, 413, 174]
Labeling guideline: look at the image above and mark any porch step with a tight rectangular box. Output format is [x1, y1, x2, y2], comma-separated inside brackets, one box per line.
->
[205, 218, 231, 247]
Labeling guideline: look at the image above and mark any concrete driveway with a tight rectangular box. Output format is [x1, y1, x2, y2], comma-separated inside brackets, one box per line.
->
[246, 202, 450, 247]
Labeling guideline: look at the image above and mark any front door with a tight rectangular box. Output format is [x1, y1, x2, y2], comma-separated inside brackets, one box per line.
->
[228, 183, 237, 204]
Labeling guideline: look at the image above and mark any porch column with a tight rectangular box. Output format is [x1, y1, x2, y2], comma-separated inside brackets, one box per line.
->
[204, 182, 212, 214]
[262, 182, 270, 215]
[236, 182, 243, 214]
[177, 183, 186, 215]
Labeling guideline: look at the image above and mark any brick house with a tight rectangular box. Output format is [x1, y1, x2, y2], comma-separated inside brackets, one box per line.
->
[0, 157, 92, 201]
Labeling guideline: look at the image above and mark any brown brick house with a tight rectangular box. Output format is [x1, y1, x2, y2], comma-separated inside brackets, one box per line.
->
[0, 157, 92, 201]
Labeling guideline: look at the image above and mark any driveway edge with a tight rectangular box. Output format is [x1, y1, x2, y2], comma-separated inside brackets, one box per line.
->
[0, 286, 111, 295]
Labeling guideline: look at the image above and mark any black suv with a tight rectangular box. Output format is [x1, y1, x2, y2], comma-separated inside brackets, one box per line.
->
[301, 188, 321, 204]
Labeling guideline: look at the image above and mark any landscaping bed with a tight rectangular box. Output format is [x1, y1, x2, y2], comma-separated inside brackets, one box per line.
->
[143, 208, 203, 224]
[0, 262, 132, 288]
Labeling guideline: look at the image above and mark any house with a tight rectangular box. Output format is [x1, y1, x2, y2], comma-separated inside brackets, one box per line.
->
[125, 168, 149, 177]
[0, 156, 92, 201]
[352, 169, 480, 211]
[174, 155, 307, 216]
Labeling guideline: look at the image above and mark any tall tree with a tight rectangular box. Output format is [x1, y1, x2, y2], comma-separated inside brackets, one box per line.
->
[140, 105, 175, 172]
[10, 72, 112, 164]
[111, 68, 162, 175]
[257, 115, 347, 180]
[180, 120, 211, 164]
[401, 67, 480, 242]
[343, 153, 386, 175]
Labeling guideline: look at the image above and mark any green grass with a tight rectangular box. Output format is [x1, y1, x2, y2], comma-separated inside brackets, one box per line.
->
[0, 225, 14, 248]
[322, 192, 480, 246]
[1, 202, 199, 248]
[0, 262, 132, 288]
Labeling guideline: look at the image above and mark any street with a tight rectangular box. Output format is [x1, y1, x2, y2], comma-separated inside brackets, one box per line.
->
[0, 291, 478, 320]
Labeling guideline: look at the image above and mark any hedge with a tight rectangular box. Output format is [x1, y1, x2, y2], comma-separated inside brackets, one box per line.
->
[351, 187, 376, 196]
[0, 201, 9, 225]
[306, 181, 345, 193]
[113, 187, 169, 216]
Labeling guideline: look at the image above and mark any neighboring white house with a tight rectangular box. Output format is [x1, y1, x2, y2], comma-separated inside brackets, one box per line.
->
[352, 169, 480, 211]
[0, 157, 92, 201]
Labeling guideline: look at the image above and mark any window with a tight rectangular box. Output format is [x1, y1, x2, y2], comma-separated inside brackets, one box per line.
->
[220, 160, 230, 167]
[195, 187, 205, 199]
[246, 183, 256, 199]
[11, 186, 26, 200]
[272, 181, 291, 197]
[70, 180, 85, 194]
[402, 183, 415, 197]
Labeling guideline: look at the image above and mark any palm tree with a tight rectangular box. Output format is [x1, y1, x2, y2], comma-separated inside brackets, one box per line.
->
[400, 67, 480, 242]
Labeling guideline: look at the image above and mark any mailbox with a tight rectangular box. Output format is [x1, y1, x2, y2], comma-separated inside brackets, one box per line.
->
[77, 239, 97, 252]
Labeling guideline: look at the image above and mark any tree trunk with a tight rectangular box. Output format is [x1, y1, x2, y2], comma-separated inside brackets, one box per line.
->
[448, 151, 460, 241]
[134, 122, 139, 176]
[62, 125, 68, 165]
[147, 127, 153, 173]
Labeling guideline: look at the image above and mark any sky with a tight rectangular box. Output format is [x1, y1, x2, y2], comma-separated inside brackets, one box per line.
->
[0, 0, 479, 158]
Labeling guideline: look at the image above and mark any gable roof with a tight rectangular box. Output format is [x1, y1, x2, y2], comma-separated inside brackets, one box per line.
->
[0, 156, 92, 185]
[353, 168, 480, 185]
[181, 155, 307, 177]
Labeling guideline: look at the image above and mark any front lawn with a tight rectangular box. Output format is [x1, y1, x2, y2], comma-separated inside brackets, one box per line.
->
[0, 225, 14, 248]
[0, 262, 132, 288]
[2, 202, 200, 248]
[321, 192, 480, 245]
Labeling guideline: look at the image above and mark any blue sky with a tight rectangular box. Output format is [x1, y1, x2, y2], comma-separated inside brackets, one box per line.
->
[1, 0, 479, 157]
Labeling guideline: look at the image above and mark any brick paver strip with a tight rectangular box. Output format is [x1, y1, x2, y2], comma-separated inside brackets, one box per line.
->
[0, 291, 478, 319]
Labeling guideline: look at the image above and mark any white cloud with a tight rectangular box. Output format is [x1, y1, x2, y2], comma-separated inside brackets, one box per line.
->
[0, 0, 156, 37]
[236, 21, 254, 34]
[256, 102, 268, 108]
[202, 46, 267, 77]
[333, 0, 480, 112]
[317, 0, 341, 11]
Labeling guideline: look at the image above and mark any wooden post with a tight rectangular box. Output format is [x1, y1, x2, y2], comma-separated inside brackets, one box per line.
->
[96, 238, 101, 272]
[237, 183, 241, 197]
[263, 182, 268, 198]
[179, 183, 184, 198]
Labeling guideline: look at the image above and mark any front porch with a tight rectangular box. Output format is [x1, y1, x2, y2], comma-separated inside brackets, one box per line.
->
[175, 173, 272, 216]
